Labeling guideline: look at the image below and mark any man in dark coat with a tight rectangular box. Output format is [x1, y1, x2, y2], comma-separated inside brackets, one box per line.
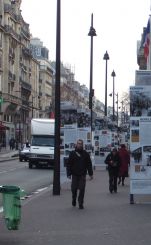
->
[105, 148, 121, 193]
[67, 139, 93, 209]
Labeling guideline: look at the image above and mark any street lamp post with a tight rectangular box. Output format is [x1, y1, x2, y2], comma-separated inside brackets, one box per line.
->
[88, 13, 96, 133]
[111, 70, 116, 121]
[103, 51, 109, 117]
[115, 92, 119, 126]
[53, 0, 61, 195]
[109, 91, 119, 127]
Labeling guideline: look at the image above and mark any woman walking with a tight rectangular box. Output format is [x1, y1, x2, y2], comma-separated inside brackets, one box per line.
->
[105, 148, 121, 193]
[118, 144, 130, 186]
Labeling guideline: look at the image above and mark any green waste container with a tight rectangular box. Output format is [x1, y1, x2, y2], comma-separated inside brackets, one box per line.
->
[0, 186, 22, 230]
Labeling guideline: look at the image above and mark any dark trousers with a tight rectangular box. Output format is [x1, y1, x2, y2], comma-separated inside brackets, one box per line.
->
[118, 176, 125, 184]
[71, 175, 86, 205]
[108, 168, 118, 192]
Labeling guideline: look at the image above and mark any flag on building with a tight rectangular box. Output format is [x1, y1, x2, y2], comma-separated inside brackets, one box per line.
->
[143, 19, 150, 59]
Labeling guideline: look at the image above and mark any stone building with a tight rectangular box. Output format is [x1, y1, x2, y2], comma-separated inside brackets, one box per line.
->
[0, 0, 39, 146]
[0, 1, 104, 146]
[30, 37, 54, 118]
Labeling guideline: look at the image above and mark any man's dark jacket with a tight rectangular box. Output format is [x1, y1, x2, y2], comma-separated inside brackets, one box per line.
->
[67, 149, 93, 177]
[105, 152, 121, 174]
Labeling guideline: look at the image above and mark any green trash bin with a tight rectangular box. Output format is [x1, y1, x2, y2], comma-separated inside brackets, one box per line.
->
[1, 186, 22, 230]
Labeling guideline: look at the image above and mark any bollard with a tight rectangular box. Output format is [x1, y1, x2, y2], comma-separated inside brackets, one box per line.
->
[0, 186, 25, 230]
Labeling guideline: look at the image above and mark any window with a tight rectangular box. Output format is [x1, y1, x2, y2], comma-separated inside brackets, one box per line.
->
[31, 135, 54, 147]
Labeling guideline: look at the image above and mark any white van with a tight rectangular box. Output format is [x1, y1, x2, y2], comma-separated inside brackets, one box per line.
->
[28, 119, 54, 168]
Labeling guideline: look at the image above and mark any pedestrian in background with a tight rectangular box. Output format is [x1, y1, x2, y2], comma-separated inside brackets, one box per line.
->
[67, 139, 93, 209]
[105, 148, 121, 193]
[9, 138, 15, 150]
[26, 140, 30, 148]
[118, 144, 130, 186]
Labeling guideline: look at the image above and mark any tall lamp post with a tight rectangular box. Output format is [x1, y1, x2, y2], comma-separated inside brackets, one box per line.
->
[103, 51, 109, 117]
[88, 13, 96, 133]
[53, 0, 61, 195]
[111, 70, 116, 121]
[116, 92, 119, 126]
[109, 91, 119, 126]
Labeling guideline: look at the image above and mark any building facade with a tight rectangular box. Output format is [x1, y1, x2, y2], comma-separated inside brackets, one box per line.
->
[0, 1, 105, 147]
[30, 37, 54, 118]
[0, 0, 39, 146]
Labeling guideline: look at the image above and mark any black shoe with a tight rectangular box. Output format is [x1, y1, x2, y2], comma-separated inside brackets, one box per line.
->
[72, 200, 76, 207]
[122, 182, 124, 186]
[118, 180, 121, 185]
[114, 189, 117, 193]
[79, 204, 84, 209]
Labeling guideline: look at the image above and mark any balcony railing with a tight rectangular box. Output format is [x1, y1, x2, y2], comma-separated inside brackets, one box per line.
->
[20, 79, 32, 91]
[4, 4, 21, 22]
[4, 25, 20, 40]
[21, 27, 30, 39]
[2, 93, 22, 105]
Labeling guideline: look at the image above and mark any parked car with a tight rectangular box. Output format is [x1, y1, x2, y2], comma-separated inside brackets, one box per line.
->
[19, 145, 30, 162]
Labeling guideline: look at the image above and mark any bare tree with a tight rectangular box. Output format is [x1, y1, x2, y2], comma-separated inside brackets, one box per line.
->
[120, 92, 130, 113]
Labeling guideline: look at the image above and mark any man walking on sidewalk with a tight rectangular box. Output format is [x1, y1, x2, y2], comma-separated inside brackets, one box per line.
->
[67, 139, 93, 209]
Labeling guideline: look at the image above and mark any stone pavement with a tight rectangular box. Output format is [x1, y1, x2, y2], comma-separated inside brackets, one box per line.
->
[0, 168, 151, 245]
[0, 147, 18, 161]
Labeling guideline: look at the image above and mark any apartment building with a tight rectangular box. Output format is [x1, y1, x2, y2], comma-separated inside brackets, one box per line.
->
[0, 0, 39, 146]
[30, 37, 54, 118]
[0, 1, 104, 146]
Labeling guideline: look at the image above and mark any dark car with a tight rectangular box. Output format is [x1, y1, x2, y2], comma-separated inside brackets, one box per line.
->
[19, 145, 30, 162]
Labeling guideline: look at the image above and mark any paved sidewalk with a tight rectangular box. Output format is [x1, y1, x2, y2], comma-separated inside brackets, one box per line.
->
[0, 148, 18, 161]
[0, 169, 151, 245]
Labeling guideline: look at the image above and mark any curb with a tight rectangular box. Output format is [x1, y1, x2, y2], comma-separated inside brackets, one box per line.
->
[0, 157, 19, 163]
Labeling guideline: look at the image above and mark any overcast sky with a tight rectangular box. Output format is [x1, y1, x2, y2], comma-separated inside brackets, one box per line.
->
[21, 0, 151, 106]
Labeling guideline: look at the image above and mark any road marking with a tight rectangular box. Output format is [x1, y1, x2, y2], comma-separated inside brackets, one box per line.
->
[0, 166, 24, 174]
[0, 171, 7, 174]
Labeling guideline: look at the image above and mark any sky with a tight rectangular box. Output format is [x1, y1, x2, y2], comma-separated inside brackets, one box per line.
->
[21, 0, 151, 106]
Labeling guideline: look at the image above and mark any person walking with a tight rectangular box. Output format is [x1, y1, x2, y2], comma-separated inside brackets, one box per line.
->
[105, 148, 121, 193]
[118, 144, 130, 186]
[9, 138, 15, 150]
[25, 140, 30, 148]
[67, 139, 93, 209]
